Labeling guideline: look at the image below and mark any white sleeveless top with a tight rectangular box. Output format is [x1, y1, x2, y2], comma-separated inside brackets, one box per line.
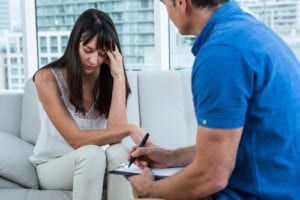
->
[30, 68, 108, 165]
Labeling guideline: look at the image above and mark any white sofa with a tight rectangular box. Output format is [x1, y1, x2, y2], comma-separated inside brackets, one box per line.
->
[0, 69, 197, 200]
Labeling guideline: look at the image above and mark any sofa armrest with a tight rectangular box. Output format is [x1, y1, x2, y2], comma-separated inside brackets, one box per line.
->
[0, 92, 23, 137]
[0, 131, 39, 189]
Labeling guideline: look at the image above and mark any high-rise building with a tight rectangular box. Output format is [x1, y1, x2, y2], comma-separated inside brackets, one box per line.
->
[1, 0, 158, 90]
[237, 0, 300, 58]
[0, 0, 10, 32]
[171, 0, 300, 67]
[0, 0, 10, 89]
[237, 0, 300, 33]
[35, 0, 155, 69]
[0, 54, 7, 90]
[0, 31, 24, 90]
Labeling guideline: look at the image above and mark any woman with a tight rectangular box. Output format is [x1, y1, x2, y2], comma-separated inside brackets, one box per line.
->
[30, 9, 145, 200]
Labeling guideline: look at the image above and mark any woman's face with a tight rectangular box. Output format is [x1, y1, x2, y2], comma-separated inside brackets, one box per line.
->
[79, 35, 107, 75]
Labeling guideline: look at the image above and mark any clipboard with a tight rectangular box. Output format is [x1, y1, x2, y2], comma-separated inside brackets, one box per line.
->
[109, 163, 183, 180]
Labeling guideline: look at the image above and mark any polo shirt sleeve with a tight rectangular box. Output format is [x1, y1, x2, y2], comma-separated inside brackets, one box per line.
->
[192, 45, 253, 128]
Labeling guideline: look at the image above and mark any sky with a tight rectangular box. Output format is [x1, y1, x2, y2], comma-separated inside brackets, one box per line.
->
[9, 0, 21, 30]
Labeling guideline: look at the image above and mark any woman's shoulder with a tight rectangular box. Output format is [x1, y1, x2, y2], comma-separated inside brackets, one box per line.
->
[35, 68, 55, 83]
[34, 67, 60, 91]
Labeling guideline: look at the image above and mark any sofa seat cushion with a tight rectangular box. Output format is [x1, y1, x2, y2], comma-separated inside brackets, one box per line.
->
[0, 131, 39, 189]
[0, 188, 72, 200]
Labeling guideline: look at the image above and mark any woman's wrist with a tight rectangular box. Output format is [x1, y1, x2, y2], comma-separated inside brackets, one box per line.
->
[111, 70, 125, 80]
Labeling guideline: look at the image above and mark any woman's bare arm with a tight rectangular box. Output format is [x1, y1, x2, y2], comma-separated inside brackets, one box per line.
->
[35, 68, 129, 149]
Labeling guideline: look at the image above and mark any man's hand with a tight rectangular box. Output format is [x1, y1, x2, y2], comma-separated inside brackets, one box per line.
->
[128, 146, 173, 168]
[127, 167, 155, 198]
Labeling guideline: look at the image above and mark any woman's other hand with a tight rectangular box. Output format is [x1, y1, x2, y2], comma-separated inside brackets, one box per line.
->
[105, 46, 124, 79]
[127, 124, 153, 146]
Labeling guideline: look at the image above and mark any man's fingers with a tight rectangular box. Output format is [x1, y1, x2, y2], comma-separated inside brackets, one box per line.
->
[131, 147, 148, 157]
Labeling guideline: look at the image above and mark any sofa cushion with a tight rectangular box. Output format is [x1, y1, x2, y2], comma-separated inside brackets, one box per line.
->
[20, 78, 41, 145]
[0, 92, 23, 137]
[138, 69, 197, 149]
[0, 131, 39, 189]
[126, 71, 140, 126]
[0, 177, 23, 188]
[179, 69, 197, 144]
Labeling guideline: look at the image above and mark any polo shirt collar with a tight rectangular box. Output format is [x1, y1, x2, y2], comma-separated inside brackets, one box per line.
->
[191, 0, 242, 56]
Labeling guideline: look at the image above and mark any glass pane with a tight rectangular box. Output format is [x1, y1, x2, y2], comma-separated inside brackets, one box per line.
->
[169, 21, 195, 70]
[35, 0, 156, 71]
[0, 0, 24, 91]
[169, 0, 300, 70]
[238, 0, 300, 58]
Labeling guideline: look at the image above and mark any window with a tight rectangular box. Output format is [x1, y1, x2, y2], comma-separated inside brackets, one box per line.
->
[35, 0, 159, 71]
[169, 0, 300, 69]
[50, 36, 57, 46]
[237, 0, 300, 58]
[51, 46, 58, 53]
[10, 68, 18, 75]
[40, 57, 48, 65]
[2, 0, 299, 91]
[10, 58, 18, 65]
[11, 78, 19, 84]
[1, 47, 6, 54]
[39, 36, 47, 53]
[141, 0, 149, 9]
[19, 37, 23, 53]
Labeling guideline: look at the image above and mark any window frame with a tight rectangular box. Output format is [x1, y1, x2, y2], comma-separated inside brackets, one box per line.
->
[21, 0, 39, 80]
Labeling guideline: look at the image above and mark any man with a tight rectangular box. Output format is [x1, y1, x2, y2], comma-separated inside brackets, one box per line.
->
[127, 0, 300, 199]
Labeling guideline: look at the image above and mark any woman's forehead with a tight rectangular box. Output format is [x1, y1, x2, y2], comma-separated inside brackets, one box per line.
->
[81, 33, 112, 46]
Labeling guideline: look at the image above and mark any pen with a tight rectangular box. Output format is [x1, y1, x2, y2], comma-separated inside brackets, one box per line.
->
[128, 132, 150, 168]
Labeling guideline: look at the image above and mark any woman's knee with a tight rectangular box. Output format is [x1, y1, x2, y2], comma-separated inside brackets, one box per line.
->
[75, 145, 106, 170]
[106, 143, 129, 170]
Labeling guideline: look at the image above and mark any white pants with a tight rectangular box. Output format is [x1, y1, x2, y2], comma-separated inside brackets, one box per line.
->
[36, 144, 122, 200]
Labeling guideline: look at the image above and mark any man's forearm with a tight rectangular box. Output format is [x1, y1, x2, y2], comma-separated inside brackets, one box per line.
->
[167, 146, 195, 167]
[148, 161, 214, 200]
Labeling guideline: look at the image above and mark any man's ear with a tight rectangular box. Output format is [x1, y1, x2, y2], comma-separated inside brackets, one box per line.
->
[176, 0, 188, 14]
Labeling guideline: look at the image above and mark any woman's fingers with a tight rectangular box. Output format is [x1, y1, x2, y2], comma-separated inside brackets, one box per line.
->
[105, 45, 124, 77]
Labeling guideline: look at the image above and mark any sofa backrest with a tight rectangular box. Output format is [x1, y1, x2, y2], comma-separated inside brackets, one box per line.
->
[18, 69, 197, 149]
[20, 78, 40, 144]
[137, 69, 197, 149]
[122, 71, 141, 147]
[0, 92, 23, 137]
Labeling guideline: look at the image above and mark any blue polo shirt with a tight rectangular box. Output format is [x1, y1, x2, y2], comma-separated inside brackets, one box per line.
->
[191, 1, 300, 199]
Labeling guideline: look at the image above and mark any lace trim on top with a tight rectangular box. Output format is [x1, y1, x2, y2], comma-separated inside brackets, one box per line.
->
[51, 67, 100, 120]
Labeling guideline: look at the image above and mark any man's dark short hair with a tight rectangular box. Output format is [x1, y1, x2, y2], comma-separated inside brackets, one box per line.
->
[170, 0, 229, 9]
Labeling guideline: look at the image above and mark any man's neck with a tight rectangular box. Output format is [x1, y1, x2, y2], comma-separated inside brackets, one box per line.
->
[190, 4, 224, 36]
